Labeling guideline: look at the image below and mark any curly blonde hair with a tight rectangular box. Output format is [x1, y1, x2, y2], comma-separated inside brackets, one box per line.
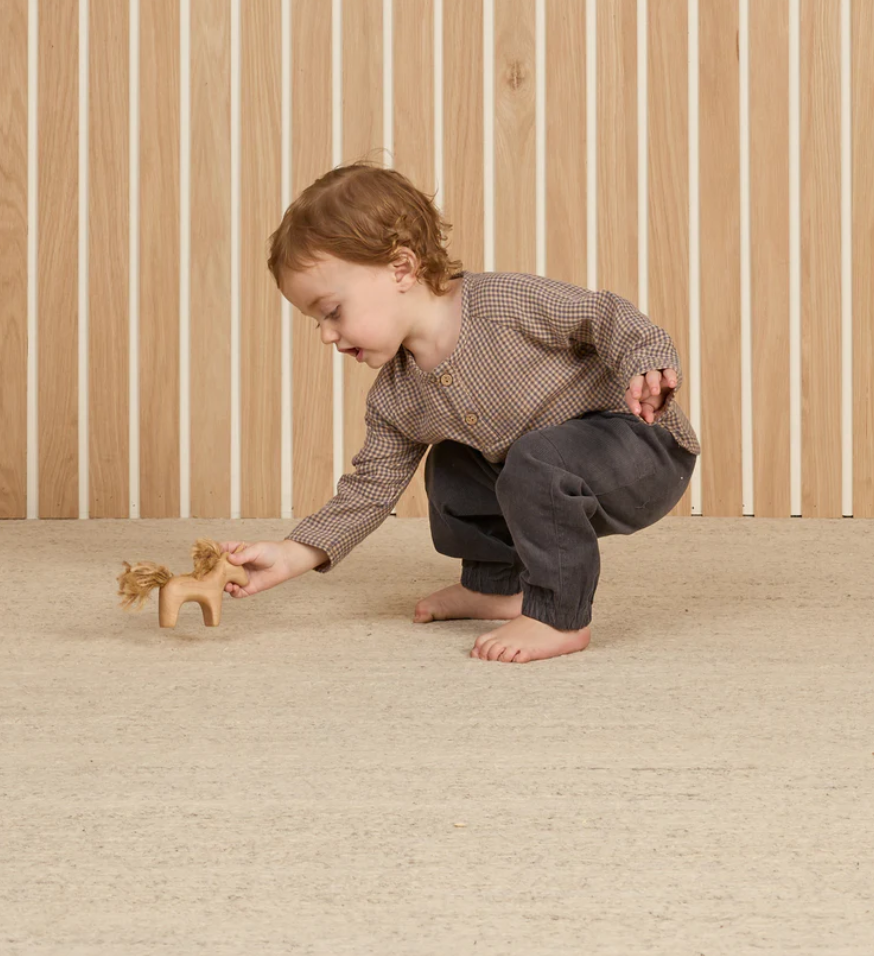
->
[267, 158, 463, 297]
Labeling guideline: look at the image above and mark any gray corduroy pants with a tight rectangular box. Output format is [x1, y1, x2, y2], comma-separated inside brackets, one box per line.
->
[424, 411, 697, 630]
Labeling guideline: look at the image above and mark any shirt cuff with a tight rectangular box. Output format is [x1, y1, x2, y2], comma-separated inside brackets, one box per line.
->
[619, 350, 684, 393]
[284, 531, 339, 573]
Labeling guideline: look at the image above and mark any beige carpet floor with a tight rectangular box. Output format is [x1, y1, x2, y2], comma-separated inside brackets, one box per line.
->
[1, 515, 872, 955]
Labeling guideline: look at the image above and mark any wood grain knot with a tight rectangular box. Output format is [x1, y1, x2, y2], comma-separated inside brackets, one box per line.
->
[506, 59, 527, 92]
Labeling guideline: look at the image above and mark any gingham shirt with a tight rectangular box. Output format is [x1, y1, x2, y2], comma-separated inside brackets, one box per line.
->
[287, 269, 700, 572]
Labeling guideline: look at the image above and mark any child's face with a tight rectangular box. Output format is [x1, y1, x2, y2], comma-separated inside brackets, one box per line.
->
[279, 253, 416, 368]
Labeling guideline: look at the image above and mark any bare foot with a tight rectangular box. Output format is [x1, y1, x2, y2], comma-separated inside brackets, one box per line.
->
[470, 616, 591, 663]
[413, 583, 523, 624]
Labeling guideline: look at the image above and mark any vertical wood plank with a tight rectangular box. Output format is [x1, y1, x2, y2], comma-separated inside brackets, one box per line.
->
[140, 0, 180, 517]
[800, 0, 841, 517]
[394, 0, 433, 519]
[89, 0, 130, 518]
[190, 0, 231, 518]
[443, 0, 484, 270]
[0, 0, 28, 519]
[241, 1, 282, 517]
[648, 0, 690, 517]
[422, 0, 484, 522]
[341, 0, 383, 476]
[699, 0, 742, 516]
[291, 0, 334, 518]
[852, 0, 874, 517]
[750, 0, 790, 516]
[545, 0, 586, 286]
[494, 0, 536, 274]
[597, 0, 637, 303]
[38, 0, 79, 518]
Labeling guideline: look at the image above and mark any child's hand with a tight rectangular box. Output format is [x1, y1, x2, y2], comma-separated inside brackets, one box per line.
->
[625, 368, 677, 424]
[219, 540, 295, 598]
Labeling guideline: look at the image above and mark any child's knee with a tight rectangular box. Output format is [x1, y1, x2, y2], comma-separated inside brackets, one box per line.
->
[497, 431, 562, 499]
[424, 440, 479, 503]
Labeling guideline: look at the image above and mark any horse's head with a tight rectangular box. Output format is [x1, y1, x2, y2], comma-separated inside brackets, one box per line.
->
[219, 553, 250, 589]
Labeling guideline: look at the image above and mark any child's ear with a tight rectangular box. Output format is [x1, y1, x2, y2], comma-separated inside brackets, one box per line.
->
[392, 249, 419, 287]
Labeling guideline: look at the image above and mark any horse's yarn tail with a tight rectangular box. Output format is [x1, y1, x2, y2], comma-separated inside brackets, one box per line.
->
[116, 561, 173, 611]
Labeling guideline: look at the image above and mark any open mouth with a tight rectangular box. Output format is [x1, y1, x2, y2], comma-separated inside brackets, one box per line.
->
[340, 347, 364, 361]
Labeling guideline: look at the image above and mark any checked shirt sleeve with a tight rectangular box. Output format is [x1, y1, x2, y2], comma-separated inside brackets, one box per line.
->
[285, 399, 429, 573]
[539, 282, 685, 399]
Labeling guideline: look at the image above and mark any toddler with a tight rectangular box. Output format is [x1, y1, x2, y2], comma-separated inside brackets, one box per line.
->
[220, 161, 699, 663]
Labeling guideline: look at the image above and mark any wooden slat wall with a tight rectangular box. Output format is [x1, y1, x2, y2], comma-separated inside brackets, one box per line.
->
[598, 0, 637, 304]
[443, 0, 485, 279]
[2, 0, 872, 524]
[140, 0, 180, 518]
[699, 0, 742, 517]
[0, 0, 28, 518]
[750, 0, 790, 517]
[241, 2, 282, 517]
[38, 0, 79, 518]
[853, 0, 874, 518]
[495, 0, 536, 275]
[190, 0, 231, 518]
[648, 0, 691, 517]
[801, 0, 841, 518]
[544, 0, 586, 288]
[89, 0, 130, 517]
[292, 0, 333, 519]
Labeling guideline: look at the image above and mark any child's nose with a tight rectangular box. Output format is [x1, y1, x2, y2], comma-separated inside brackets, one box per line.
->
[320, 325, 339, 346]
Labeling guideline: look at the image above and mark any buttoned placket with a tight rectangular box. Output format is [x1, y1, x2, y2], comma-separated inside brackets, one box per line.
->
[436, 369, 481, 431]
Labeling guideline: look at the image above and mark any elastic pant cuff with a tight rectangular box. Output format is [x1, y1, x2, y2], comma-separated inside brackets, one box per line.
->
[460, 561, 523, 596]
[522, 583, 593, 631]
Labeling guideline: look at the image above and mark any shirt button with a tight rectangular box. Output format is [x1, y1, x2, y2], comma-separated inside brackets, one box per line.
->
[440, 373, 453, 386]
[465, 413, 478, 426]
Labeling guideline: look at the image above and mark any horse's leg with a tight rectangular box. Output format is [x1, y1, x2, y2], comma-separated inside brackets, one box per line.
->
[158, 588, 183, 628]
[199, 592, 222, 627]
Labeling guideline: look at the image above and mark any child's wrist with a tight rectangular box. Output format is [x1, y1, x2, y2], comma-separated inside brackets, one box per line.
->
[281, 539, 329, 575]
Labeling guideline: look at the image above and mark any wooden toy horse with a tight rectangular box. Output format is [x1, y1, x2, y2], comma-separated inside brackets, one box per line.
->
[116, 538, 249, 628]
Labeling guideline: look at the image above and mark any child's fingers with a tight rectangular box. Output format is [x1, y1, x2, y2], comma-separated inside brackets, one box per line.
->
[645, 369, 662, 397]
[628, 374, 644, 400]
[220, 540, 248, 554]
[222, 542, 252, 565]
[625, 382, 642, 413]
[663, 368, 678, 389]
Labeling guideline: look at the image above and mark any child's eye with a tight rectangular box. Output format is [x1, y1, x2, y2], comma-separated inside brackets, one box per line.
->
[314, 306, 339, 327]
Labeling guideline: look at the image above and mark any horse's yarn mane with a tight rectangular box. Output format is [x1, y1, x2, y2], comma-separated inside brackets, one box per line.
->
[117, 538, 226, 612]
